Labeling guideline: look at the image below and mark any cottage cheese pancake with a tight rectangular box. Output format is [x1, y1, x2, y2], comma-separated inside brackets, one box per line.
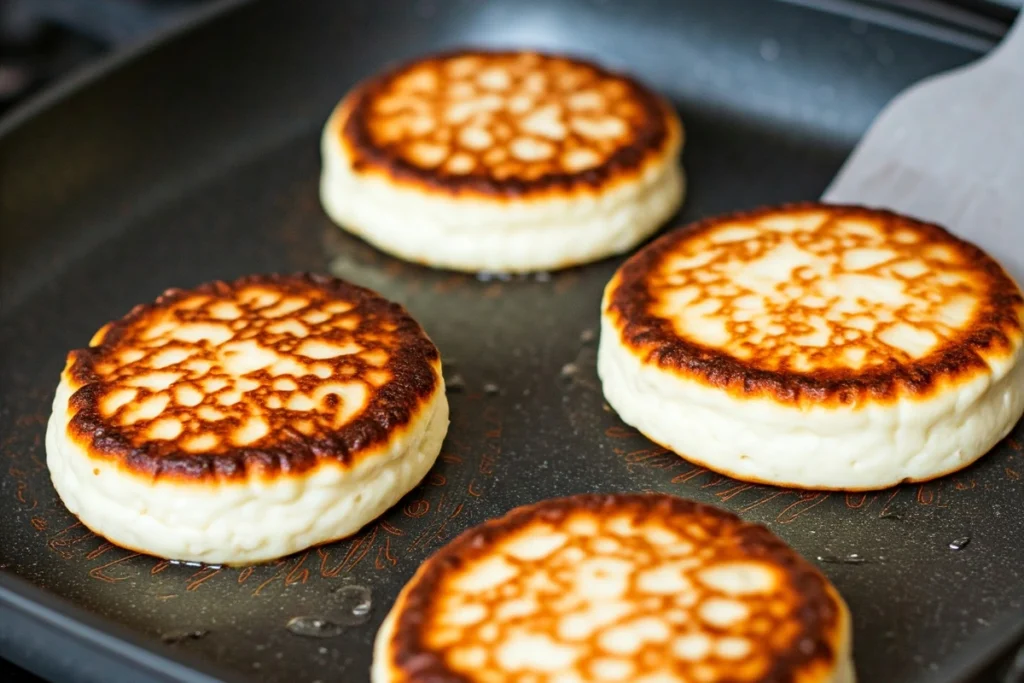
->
[373, 493, 854, 683]
[600, 203, 1024, 490]
[321, 49, 684, 272]
[46, 274, 448, 565]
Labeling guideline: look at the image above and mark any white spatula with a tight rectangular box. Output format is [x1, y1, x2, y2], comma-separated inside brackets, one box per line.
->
[825, 17, 1024, 683]
[824, 13, 1024, 283]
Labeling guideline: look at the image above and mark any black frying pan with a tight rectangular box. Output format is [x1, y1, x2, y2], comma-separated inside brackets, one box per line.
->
[1, 1, 1022, 681]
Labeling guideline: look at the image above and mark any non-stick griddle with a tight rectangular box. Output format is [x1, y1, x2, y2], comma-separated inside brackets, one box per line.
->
[1, 1, 1021, 681]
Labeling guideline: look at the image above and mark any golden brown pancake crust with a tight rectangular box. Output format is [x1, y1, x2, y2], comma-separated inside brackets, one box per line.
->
[607, 203, 1024, 405]
[64, 273, 440, 481]
[337, 49, 677, 197]
[388, 493, 842, 683]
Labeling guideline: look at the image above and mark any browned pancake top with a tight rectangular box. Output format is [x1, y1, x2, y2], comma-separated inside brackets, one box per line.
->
[606, 203, 1024, 405]
[337, 50, 679, 196]
[63, 273, 440, 480]
[386, 493, 846, 683]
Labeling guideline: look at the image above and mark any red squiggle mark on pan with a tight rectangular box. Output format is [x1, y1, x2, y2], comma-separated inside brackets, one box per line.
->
[47, 521, 92, 559]
[284, 552, 311, 586]
[318, 526, 378, 579]
[624, 447, 669, 464]
[89, 553, 141, 583]
[380, 521, 405, 536]
[699, 476, 730, 490]
[737, 490, 789, 514]
[878, 489, 900, 518]
[404, 499, 430, 518]
[845, 493, 873, 509]
[376, 537, 397, 569]
[776, 493, 830, 524]
[953, 478, 976, 491]
[409, 502, 465, 550]
[671, 467, 710, 485]
[252, 559, 292, 596]
[85, 542, 118, 560]
[915, 483, 947, 507]
[714, 484, 754, 503]
[187, 566, 224, 592]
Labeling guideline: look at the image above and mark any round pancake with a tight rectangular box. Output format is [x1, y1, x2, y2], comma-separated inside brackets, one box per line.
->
[373, 493, 854, 683]
[46, 273, 449, 565]
[599, 203, 1024, 490]
[321, 49, 684, 273]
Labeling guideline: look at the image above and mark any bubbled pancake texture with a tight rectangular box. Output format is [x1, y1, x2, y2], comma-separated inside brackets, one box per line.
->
[378, 494, 850, 683]
[345, 51, 671, 188]
[609, 204, 1024, 399]
[48, 274, 447, 564]
[64, 274, 440, 477]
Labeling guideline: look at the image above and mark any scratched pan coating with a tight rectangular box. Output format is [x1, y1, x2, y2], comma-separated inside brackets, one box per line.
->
[0, 1, 1021, 682]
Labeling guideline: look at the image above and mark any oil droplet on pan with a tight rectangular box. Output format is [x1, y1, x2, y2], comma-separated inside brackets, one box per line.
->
[816, 553, 867, 565]
[168, 559, 223, 569]
[286, 617, 344, 638]
[476, 271, 512, 282]
[333, 584, 373, 625]
[161, 629, 209, 644]
[445, 374, 466, 392]
[949, 536, 971, 550]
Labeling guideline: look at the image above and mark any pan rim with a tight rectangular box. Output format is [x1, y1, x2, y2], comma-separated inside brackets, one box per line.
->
[0, 0, 1005, 142]
[0, 571, 242, 683]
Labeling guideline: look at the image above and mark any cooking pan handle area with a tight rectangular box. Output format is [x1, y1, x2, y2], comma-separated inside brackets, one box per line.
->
[788, 0, 1017, 50]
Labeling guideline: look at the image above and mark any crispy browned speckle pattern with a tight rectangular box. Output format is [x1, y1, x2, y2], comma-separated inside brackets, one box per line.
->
[385, 494, 847, 683]
[338, 50, 679, 196]
[607, 203, 1024, 405]
[64, 274, 440, 480]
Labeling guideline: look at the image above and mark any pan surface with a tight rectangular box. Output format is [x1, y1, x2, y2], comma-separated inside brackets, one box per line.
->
[1, 1, 1021, 682]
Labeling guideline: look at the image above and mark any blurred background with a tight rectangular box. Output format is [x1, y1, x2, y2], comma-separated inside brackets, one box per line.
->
[0, 0, 1020, 118]
[1, 0, 206, 116]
